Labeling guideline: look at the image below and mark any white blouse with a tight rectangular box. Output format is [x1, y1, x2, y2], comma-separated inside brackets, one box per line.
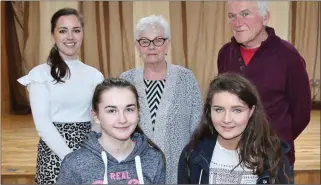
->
[18, 59, 104, 160]
[209, 140, 258, 184]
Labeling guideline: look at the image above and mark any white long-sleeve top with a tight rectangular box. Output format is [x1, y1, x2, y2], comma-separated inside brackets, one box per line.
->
[18, 59, 104, 160]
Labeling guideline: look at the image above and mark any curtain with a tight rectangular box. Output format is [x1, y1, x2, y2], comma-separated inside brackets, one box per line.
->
[169, 2, 232, 97]
[4, 1, 318, 115]
[292, 2, 321, 101]
[4, 2, 40, 114]
[2, 2, 10, 115]
[80, 1, 135, 77]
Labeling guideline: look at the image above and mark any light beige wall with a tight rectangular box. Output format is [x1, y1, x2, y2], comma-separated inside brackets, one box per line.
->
[267, 2, 291, 41]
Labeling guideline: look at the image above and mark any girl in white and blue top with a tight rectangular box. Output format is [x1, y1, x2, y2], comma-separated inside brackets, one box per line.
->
[17, 8, 104, 184]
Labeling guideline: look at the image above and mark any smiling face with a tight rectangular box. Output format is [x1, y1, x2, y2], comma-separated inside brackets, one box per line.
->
[211, 91, 254, 147]
[93, 87, 139, 141]
[135, 25, 169, 64]
[52, 15, 83, 60]
[227, 1, 269, 48]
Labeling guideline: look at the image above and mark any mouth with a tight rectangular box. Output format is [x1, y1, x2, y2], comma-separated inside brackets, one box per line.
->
[64, 43, 76, 47]
[115, 126, 130, 131]
[221, 126, 235, 130]
[235, 30, 247, 33]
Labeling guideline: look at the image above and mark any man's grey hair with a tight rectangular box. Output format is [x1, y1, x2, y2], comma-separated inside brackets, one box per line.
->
[227, 1, 269, 18]
[256, 1, 269, 18]
[134, 15, 171, 41]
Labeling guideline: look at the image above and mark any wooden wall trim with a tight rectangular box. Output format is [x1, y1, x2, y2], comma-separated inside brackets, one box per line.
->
[312, 101, 321, 110]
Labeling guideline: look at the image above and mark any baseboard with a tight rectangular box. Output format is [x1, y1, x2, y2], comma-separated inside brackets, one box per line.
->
[312, 101, 321, 110]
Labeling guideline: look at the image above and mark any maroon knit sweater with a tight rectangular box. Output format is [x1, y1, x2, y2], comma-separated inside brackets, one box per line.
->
[217, 26, 311, 165]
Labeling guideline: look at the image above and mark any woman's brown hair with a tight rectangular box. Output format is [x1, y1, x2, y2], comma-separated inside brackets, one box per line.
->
[186, 73, 282, 182]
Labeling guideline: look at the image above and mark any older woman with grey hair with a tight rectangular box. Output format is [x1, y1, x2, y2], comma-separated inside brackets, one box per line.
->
[120, 15, 203, 184]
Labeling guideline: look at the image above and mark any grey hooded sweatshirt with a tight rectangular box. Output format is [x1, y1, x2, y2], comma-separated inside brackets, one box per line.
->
[57, 131, 165, 184]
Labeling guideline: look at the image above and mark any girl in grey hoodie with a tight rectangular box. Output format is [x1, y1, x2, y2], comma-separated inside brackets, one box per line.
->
[57, 78, 166, 184]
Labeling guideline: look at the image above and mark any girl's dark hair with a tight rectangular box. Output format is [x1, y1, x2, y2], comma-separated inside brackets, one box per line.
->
[92, 77, 166, 165]
[47, 8, 84, 83]
[187, 73, 283, 183]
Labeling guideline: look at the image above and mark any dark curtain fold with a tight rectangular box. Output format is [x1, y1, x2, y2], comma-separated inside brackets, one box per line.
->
[2, 1, 10, 116]
[6, 2, 30, 114]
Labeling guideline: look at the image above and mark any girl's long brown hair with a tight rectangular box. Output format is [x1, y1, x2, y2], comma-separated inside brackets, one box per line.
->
[187, 73, 282, 182]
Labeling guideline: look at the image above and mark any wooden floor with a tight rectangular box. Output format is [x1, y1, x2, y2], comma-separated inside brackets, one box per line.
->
[294, 110, 320, 171]
[1, 111, 320, 184]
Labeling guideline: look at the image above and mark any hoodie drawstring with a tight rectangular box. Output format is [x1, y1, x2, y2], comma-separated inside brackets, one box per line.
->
[101, 151, 108, 184]
[101, 151, 144, 184]
[135, 156, 144, 184]
[198, 169, 203, 184]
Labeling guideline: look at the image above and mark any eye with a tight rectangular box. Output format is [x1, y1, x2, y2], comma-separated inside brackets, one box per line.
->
[126, 108, 135, 112]
[139, 39, 149, 43]
[59, 30, 67, 34]
[107, 109, 117, 113]
[228, 14, 236, 20]
[154, 38, 164, 43]
[233, 109, 242, 113]
[155, 37, 164, 41]
[214, 108, 224, 113]
[242, 12, 249, 17]
[73, 29, 81, 33]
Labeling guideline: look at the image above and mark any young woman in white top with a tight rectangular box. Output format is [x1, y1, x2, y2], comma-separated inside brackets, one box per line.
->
[17, 8, 104, 184]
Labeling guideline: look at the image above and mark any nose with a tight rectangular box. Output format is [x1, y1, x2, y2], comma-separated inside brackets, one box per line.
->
[222, 111, 232, 124]
[118, 111, 127, 124]
[233, 15, 244, 27]
[67, 31, 74, 40]
[148, 42, 156, 49]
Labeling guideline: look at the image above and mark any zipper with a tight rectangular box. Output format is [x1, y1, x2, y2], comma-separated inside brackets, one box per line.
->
[198, 153, 210, 184]
[257, 175, 270, 184]
[200, 154, 210, 167]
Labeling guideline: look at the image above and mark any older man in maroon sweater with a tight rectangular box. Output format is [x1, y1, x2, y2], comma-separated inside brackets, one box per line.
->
[217, 1, 311, 181]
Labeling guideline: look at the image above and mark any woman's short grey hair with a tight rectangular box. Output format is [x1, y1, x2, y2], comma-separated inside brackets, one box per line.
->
[134, 15, 171, 41]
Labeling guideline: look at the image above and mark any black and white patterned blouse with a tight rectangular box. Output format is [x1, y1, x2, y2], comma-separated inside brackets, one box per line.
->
[144, 79, 166, 131]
